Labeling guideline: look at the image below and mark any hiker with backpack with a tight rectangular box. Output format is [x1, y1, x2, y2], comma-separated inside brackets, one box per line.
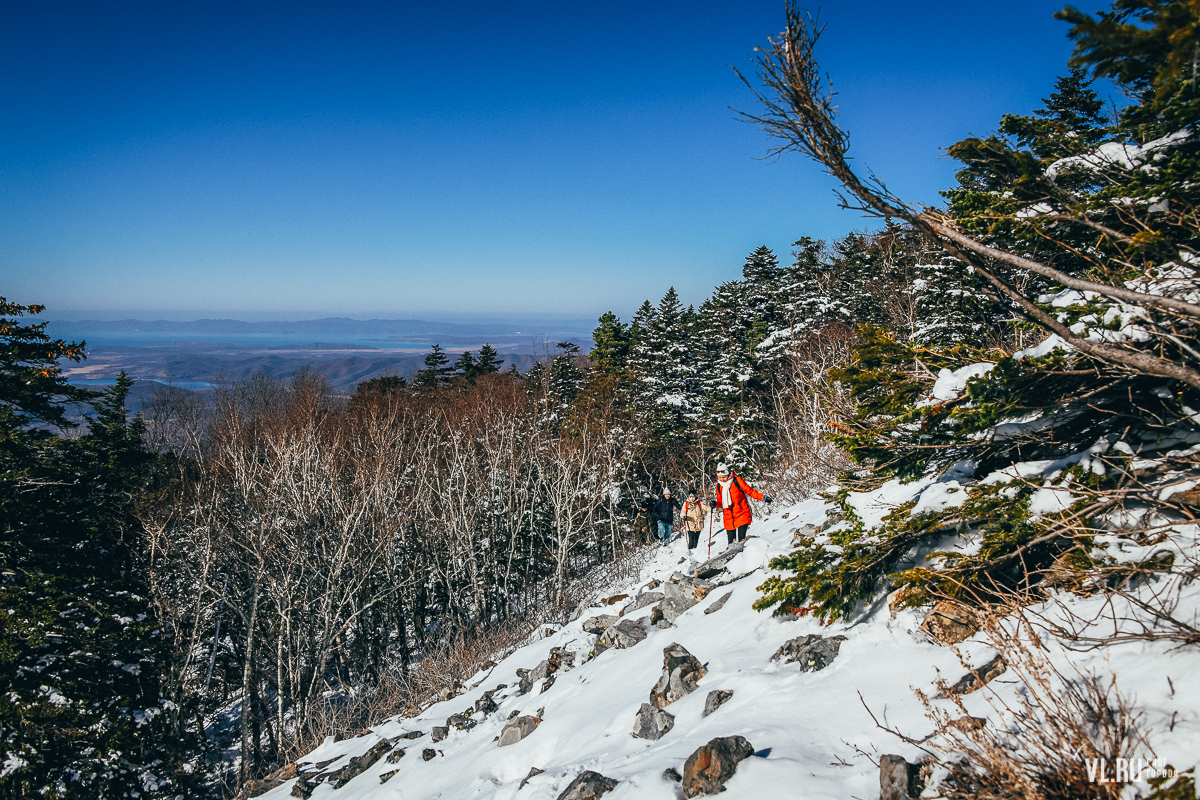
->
[651, 488, 681, 547]
[681, 488, 707, 560]
[713, 463, 772, 546]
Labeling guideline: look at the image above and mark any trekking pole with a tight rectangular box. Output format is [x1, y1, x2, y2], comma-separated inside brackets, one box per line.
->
[706, 492, 714, 558]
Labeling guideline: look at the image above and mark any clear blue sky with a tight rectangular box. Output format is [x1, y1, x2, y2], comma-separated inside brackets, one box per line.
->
[1, 1, 1090, 322]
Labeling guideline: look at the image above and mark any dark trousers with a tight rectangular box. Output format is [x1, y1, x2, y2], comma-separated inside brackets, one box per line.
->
[726, 524, 749, 545]
[686, 530, 700, 550]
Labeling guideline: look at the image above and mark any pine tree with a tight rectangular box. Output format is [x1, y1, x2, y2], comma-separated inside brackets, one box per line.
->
[588, 311, 630, 377]
[1, 299, 189, 798]
[475, 343, 502, 376]
[412, 343, 451, 388]
[454, 349, 478, 381]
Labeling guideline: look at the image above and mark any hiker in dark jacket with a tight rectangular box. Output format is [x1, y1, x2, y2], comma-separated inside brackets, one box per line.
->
[651, 489, 681, 546]
[631, 497, 653, 544]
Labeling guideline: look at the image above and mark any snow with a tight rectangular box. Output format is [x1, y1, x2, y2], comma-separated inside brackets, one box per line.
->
[929, 362, 996, 402]
[260, 498, 1200, 800]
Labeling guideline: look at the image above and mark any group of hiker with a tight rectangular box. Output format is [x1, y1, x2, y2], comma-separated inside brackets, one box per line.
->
[631, 463, 773, 562]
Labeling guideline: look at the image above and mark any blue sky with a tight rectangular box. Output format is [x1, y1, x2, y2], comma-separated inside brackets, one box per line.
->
[1, 1, 1090, 322]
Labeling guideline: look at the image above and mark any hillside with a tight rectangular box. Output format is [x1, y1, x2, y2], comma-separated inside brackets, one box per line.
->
[246, 499, 1200, 800]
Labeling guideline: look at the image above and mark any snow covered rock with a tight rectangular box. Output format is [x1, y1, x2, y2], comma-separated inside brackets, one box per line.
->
[622, 591, 663, 615]
[703, 591, 732, 615]
[430, 725, 448, 742]
[649, 642, 706, 708]
[631, 702, 675, 740]
[555, 770, 618, 800]
[681, 735, 755, 797]
[581, 614, 619, 634]
[702, 689, 733, 717]
[770, 634, 846, 672]
[693, 541, 746, 579]
[497, 714, 540, 746]
[334, 737, 397, 788]
[597, 618, 647, 650]
[879, 754, 924, 800]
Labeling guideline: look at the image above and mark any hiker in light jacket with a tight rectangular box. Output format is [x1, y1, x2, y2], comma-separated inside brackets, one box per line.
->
[651, 488, 681, 546]
[713, 463, 772, 546]
[681, 490, 706, 554]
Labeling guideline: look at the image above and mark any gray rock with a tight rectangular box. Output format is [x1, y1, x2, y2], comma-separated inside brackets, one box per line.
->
[334, 737, 396, 788]
[421, 748, 437, 761]
[474, 690, 498, 715]
[681, 735, 754, 797]
[399, 729, 424, 739]
[430, 726, 448, 742]
[649, 642, 706, 708]
[693, 541, 747, 579]
[598, 618, 647, 650]
[631, 702, 675, 740]
[556, 770, 618, 800]
[702, 689, 733, 717]
[549, 646, 576, 672]
[880, 754, 925, 800]
[446, 712, 476, 730]
[519, 766, 545, 789]
[662, 767, 682, 782]
[770, 634, 847, 672]
[385, 745, 406, 764]
[946, 654, 1006, 695]
[498, 714, 540, 746]
[703, 591, 733, 615]
[582, 614, 620, 634]
[379, 769, 398, 784]
[622, 591, 663, 615]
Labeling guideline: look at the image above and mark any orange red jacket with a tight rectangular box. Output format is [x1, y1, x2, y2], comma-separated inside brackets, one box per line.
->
[713, 473, 763, 530]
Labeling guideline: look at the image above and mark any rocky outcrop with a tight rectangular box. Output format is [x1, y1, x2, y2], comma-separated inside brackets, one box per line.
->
[921, 601, 979, 645]
[631, 702, 675, 740]
[597, 618, 647, 651]
[622, 591, 663, 615]
[880, 754, 925, 800]
[703, 591, 733, 615]
[649, 643, 706, 708]
[498, 714, 540, 746]
[385, 745, 406, 764]
[702, 689, 733, 717]
[556, 770, 618, 800]
[334, 737, 397, 788]
[234, 763, 296, 798]
[693, 541, 746, 579]
[681, 735, 754, 797]
[770, 634, 847, 672]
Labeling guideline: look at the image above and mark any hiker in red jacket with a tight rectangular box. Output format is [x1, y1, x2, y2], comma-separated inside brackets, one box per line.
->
[713, 463, 772, 546]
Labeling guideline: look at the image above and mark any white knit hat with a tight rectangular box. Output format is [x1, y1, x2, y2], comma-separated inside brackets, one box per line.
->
[716, 463, 729, 472]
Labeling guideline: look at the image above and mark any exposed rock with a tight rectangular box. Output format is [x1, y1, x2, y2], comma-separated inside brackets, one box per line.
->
[887, 586, 922, 619]
[233, 762, 296, 798]
[289, 780, 313, 798]
[649, 642, 706, 708]
[582, 614, 620, 634]
[399, 729, 424, 739]
[649, 605, 670, 628]
[631, 702, 675, 740]
[663, 767, 682, 782]
[880, 754, 925, 800]
[385, 746, 406, 764]
[430, 726, 448, 742]
[519, 766, 545, 789]
[819, 509, 844, 531]
[770, 634, 847, 672]
[946, 715, 988, 733]
[334, 737, 397, 788]
[681, 735, 754, 797]
[790, 523, 819, 544]
[379, 769, 398, 784]
[549, 646, 576, 672]
[921, 601, 979, 645]
[946, 655, 1006, 695]
[702, 689, 733, 717]
[446, 712, 476, 730]
[474, 690, 498, 715]
[498, 714, 540, 746]
[598, 618, 647, 650]
[601, 593, 629, 606]
[422, 748, 437, 761]
[555, 770, 618, 800]
[693, 541, 746, 579]
[621, 591, 663, 615]
[703, 591, 733, 615]
[660, 584, 698, 623]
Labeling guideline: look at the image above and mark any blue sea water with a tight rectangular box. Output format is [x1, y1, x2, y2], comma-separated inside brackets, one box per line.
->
[53, 329, 436, 349]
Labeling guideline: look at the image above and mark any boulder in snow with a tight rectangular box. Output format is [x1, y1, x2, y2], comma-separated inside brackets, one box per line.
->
[555, 770, 618, 800]
[379, 769, 398, 784]
[598, 618, 647, 650]
[430, 725, 448, 742]
[631, 702, 675, 740]
[385, 745, 406, 764]
[622, 591, 663, 615]
[446, 712, 476, 730]
[681, 735, 754, 797]
[421, 748, 438, 761]
[770, 634, 847, 672]
[945, 654, 1006, 695]
[703, 591, 732, 615]
[334, 737, 396, 788]
[693, 541, 746, 579]
[649, 642, 706, 708]
[662, 767, 682, 782]
[702, 689, 733, 717]
[498, 714, 540, 746]
[582, 614, 619, 634]
[920, 601, 979, 645]
[880, 754, 925, 800]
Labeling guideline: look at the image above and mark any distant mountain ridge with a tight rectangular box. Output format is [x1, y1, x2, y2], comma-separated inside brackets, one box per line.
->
[49, 316, 593, 338]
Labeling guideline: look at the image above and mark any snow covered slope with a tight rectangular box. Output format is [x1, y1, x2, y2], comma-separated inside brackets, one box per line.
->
[257, 498, 1200, 799]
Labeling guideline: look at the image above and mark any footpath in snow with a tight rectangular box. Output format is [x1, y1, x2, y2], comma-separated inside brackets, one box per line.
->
[254, 498, 1200, 799]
